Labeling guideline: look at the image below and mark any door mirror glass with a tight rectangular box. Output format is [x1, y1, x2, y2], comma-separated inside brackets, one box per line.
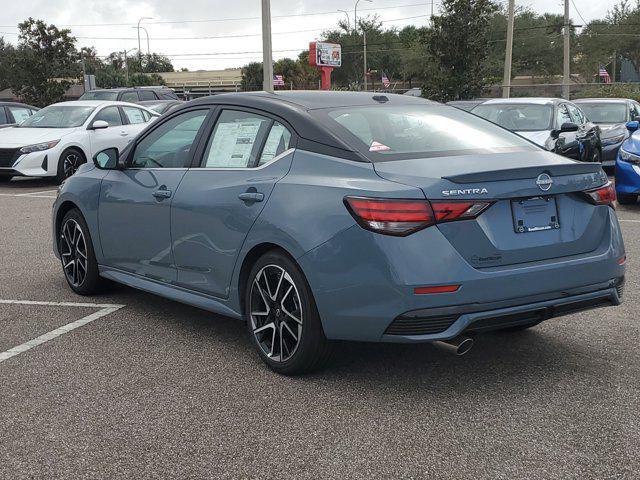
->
[626, 121, 639, 132]
[560, 122, 579, 133]
[91, 120, 109, 130]
[94, 148, 119, 169]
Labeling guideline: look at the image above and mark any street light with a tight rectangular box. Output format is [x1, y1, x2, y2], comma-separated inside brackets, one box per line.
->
[354, 0, 372, 91]
[132, 26, 150, 56]
[136, 17, 153, 65]
[337, 9, 350, 30]
[261, 0, 273, 93]
[123, 47, 138, 84]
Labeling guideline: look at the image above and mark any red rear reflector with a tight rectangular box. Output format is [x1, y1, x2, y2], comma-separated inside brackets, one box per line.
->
[583, 182, 616, 207]
[414, 285, 460, 294]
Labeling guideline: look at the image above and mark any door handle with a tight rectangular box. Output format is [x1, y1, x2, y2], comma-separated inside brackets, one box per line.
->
[120, 132, 129, 137]
[153, 188, 172, 199]
[238, 192, 264, 202]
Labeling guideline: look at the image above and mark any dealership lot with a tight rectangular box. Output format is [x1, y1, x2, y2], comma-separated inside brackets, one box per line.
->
[1, 178, 639, 479]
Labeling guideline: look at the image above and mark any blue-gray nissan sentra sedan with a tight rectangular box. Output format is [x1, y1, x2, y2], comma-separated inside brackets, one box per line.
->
[52, 91, 626, 375]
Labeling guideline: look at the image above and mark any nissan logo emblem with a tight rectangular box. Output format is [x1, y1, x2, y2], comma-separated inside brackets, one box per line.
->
[536, 173, 553, 191]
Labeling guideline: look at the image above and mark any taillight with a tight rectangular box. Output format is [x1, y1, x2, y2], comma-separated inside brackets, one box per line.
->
[583, 182, 616, 207]
[344, 196, 492, 236]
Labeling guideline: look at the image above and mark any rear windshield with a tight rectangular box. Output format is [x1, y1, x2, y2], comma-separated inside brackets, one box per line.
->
[576, 103, 627, 124]
[19, 106, 95, 128]
[80, 91, 120, 101]
[472, 103, 553, 131]
[313, 104, 537, 161]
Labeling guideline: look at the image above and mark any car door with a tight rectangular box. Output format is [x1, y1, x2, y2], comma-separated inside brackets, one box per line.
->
[553, 103, 580, 160]
[87, 106, 130, 156]
[98, 108, 211, 282]
[171, 108, 296, 298]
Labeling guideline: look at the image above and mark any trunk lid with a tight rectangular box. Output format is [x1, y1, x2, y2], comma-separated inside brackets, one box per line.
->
[373, 151, 610, 268]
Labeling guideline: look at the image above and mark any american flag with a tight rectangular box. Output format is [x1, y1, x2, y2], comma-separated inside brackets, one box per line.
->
[598, 65, 611, 84]
[381, 71, 391, 88]
[273, 74, 285, 86]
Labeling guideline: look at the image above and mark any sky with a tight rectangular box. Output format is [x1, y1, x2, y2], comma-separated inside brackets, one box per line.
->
[0, 0, 625, 71]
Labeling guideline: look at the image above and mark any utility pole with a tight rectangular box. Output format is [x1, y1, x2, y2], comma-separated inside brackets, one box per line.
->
[136, 17, 152, 71]
[363, 30, 368, 91]
[262, 0, 274, 93]
[562, 0, 570, 99]
[502, 0, 515, 98]
[612, 51, 617, 83]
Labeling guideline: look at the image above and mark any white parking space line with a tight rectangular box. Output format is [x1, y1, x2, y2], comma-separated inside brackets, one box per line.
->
[0, 193, 56, 199]
[0, 299, 124, 364]
[15, 190, 59, 197]
[619, 219, 640, 223]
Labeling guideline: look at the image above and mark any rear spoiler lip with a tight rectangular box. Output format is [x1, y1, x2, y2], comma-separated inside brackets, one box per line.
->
[443, 163, 604, 184]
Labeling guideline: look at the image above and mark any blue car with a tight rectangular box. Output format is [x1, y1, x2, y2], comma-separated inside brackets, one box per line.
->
[52, 92, 626, 374]
[615, 121, 640, 205]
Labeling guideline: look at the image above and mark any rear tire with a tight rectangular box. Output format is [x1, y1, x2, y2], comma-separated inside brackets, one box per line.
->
[55, 148, 86, 184]
[617, 193, 638, 205]
[245, 251, 332, 375]
[59, 209, 103, 295]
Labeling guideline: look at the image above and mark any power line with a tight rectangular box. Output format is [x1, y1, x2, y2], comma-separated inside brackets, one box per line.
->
[570, 0, 588, 26]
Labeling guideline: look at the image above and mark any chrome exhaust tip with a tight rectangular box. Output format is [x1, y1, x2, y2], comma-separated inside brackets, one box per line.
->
[432, 335, 474, 356]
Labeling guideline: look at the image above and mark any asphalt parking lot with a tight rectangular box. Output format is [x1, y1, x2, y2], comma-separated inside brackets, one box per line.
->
[1, 177, 639, 479]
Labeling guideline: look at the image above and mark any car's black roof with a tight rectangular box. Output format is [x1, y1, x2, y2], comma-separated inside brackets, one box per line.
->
[181, 91, 439, 162]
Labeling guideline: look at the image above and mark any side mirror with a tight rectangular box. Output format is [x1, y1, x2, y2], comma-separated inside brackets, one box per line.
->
[90, 120, 109, 130]
[551, 122, 579, 139]
[93, 148, 121, 170]
[626, 121, 639, 132]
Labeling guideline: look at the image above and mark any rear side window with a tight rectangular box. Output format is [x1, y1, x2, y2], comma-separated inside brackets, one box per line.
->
[160, 91, 178, 100]
[202, 110, 271, 168]
[122, 107, 147, 124]
[131, 109, 208, 168]
[259, 122, 292, 165]
[139, 90, 157, 101]
[121, 91, 139, 103]
[315, 104, 536, 161]
[93, 106, 123, 126]
[0, 108, 8, 124]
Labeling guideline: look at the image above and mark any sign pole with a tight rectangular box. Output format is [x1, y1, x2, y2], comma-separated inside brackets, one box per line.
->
[262, 0, 274, 93]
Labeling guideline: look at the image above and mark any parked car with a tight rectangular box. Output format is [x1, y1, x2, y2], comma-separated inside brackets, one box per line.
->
[0, 100, 158, 183]
[615, 120, 640, 204]
[53, 91, 625, 375]
[472, 98, 603, 163]
[403, 87, 422, 97]
[138, 99, 184, 115]
[79, 87, 179, 103]
[0, 102, 39, 129]
[573, 98, 640, 167]
[446, 99, 489, 111]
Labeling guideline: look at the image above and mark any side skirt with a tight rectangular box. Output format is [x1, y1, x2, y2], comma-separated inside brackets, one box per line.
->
[99, 265, 243, 320]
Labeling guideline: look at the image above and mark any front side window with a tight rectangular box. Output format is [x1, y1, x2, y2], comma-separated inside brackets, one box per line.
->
[19, 106, 95, 128]
[555, 105, 573, 128]
[203, 110, 271, 168]
[93, 106, 123, 126]
[258, 122, 292, 165]
[472, 103, 554, 131]
[315, 104, 537, 161]
[8, 106, 33, 123]
[567, 104, 585, 125]
[139, 90, 157, 101]
[123, 107, 147, 124]
[121, 91, 139, 103]
[131, 109, 208, 168]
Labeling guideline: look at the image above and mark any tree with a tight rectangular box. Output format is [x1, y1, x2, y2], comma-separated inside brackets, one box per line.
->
[241, 62, 263, 91]
[9, 18, 80, 106]
[0, 37, 16, 91]
[422, 0, 499, 101]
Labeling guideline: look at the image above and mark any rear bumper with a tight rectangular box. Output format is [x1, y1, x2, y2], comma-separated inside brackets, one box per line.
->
[298, 210, 625, 343]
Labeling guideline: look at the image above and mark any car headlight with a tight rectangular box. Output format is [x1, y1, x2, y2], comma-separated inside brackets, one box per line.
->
[619, 148, 640, 165]
[603, 134, 626, 146]
[20, 140, 60, 154]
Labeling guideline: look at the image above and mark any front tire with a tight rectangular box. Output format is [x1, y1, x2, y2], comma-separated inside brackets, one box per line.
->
[56, 148, 86, 184]
[617, 192, 638, 205]
[59, 209, 103, 295]
[245, 251, 332, 375]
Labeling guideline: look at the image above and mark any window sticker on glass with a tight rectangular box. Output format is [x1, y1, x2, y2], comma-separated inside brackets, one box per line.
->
[206, 119, 263, 168]
[370, 141, 391, 152]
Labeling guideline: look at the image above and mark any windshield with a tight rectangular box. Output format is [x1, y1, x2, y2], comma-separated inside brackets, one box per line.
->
[472, 103, 553, 131]
[19, 106, 95, 128]
[79, 91, 120, 101]
[314, 104, 537, 161]
[576, 103, 627, 124]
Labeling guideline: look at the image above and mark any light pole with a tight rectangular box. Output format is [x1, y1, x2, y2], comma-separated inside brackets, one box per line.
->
[262, 0, 274, 93]
[338, 9, 350, 30]
[502, 0, 515, 98]
[132, 26, 150, 56]
[123, 48, 138, 84]
[136, 17, 153, 66]
[562, 0, 570, 99]
[354, 0, 373, 91]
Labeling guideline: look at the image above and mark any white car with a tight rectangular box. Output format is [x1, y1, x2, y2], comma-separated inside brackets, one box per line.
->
[0, 100, 159, 183]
